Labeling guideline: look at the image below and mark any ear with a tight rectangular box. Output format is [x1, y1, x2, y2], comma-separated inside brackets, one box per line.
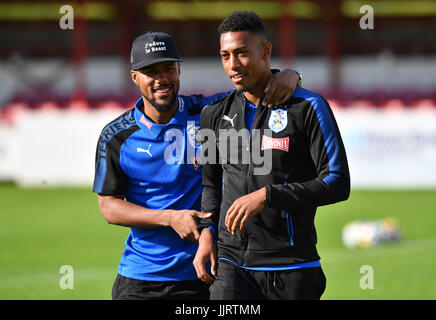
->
[262, 41, 272, 59]
[130, 70, 139, 86]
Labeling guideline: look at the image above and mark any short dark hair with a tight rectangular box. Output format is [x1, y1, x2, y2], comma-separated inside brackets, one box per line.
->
[218, 10, 267, 39]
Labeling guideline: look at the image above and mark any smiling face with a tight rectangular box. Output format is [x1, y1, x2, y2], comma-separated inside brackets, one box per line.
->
[131, 61, 180, 114]
[220, 30, 271, 99]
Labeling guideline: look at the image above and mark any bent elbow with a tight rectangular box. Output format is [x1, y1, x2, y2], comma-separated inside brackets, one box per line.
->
[335, 177, 351, 203]
[325, 175, 350, 204]
[99, 206, 115, 224]
[340, 185, 350, 202]
[102, 210, 116, 225]
[97, 196, 118, 225]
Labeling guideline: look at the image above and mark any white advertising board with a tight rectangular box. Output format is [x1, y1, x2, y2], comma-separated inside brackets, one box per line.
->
[335, 108, 436, 188]
[0, 107, 435, 188]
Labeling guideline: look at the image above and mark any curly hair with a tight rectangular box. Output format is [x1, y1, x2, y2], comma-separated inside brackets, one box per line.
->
[218, 10, 267, 39]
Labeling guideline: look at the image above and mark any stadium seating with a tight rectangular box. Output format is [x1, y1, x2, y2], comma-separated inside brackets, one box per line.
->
[327, 99, 342, 114]
[2, 90, 436, 117]
[379, 99, 407, 114]
[412, 98, 436, 113]
[64, 100, 92, 116]
[348, 99, 376, 110]
[2, 102, 31, 124]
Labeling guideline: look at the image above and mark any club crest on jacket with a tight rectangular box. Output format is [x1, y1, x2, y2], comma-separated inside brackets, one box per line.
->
[268, 109, 288, 133]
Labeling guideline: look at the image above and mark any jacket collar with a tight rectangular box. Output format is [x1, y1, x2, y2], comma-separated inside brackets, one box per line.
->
[133, 96, 187, 138]
[236, 90, 293, 110]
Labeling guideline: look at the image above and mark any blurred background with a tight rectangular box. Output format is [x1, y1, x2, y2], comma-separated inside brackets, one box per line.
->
[0, 0, 435, 300]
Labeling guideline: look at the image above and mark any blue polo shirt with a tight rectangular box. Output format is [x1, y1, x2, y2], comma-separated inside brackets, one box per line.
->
[93, 93, 229, 281]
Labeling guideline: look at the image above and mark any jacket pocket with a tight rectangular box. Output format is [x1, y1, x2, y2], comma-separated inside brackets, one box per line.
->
[245, 208, 293, 252]
[285, 211, 295, 246]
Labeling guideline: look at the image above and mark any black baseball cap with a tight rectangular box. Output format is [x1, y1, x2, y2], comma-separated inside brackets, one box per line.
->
[130, 32, 183, 70]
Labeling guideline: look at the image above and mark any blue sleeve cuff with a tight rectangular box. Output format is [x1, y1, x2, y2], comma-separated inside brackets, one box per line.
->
[207, 225, 217, 239]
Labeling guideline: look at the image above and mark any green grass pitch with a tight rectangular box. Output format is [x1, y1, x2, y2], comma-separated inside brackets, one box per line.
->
[0, 184, 435, 299]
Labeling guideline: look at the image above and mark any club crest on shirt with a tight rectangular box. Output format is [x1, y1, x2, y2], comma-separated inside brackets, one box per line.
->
[187, 123, 201, 149]
[268, 109, 288, 133]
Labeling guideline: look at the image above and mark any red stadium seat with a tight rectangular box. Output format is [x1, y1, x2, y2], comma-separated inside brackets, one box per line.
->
[96, 100, 123, 110]
[380, 99, 406, 114]
[412, 98, 436, 112]
[5, 102, 30, 111]
[327, 99, 341, 108]
[95, 100, 130, 115]
[3, 102, 31, 124]
[35, 101, 60, 109]
[35, 101, 61, 111]
[66, 100, 91, 112]
[327, 99, 342, 114]
[348, 99, 376, 111]
[34, 101, 62, 118]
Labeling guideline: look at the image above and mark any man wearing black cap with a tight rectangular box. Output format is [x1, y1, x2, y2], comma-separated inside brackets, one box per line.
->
[93, 31, 301, 300]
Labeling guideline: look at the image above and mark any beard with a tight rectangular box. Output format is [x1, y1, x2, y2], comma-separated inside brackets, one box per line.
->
[144, 93, 177, 113]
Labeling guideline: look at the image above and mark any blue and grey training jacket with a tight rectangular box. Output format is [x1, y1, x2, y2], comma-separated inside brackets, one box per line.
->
[200, 87, 350, 268]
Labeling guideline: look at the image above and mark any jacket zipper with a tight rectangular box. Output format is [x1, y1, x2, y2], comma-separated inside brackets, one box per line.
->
[283, 181, 295, 246]
[244, 95, 264, 182]
[241, 94, 262, 265]
[239, 94, 252, 265]
[244, 96, 295, 247]
[243, 94, 257, 194]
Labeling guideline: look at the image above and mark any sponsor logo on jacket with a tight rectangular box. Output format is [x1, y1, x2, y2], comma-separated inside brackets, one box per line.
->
[261, 135, 290, 152]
